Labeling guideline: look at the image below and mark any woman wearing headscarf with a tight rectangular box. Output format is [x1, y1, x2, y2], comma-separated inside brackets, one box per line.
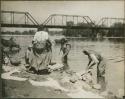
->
[25, 26, 52, 74]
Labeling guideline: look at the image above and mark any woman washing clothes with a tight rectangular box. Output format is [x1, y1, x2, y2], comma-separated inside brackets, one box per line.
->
[25, 26, 52, 74]
[83, 49, 106, 91]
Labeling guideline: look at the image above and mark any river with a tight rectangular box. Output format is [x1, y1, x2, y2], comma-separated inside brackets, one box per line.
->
[1, 35, 124, 95]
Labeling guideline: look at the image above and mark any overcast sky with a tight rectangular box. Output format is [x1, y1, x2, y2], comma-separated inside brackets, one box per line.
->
[1, 1, 124, 31]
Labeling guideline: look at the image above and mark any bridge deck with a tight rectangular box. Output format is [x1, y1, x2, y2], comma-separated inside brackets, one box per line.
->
[1, 24, 124, 30]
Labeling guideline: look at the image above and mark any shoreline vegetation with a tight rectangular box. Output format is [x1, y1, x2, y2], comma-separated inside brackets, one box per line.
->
[1, 34, 125, 39]
[1, 22, 125, 37]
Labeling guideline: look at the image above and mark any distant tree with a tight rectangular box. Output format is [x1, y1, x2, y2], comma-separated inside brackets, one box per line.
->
[1, 30, 36, 35]
[29, 30, 35, 35]
[107, 22, 125, 37]
[14, 31, 21, 35]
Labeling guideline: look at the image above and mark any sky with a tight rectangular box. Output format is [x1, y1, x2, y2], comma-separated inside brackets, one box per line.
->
[1, 1, 124, 31]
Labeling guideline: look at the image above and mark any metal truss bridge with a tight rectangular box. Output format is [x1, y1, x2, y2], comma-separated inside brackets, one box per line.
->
[1, 11, 125, 30]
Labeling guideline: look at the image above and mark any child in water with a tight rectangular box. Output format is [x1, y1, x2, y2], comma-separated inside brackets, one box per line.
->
[60, 38, 71, 72]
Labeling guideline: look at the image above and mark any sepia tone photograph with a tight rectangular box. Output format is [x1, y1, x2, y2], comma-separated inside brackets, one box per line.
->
[0, 0, 125, 98]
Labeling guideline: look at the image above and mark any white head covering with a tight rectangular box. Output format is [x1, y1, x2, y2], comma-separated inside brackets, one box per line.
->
[33, 31, 49, 43]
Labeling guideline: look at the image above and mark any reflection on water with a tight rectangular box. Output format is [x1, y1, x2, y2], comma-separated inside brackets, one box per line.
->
[1, 35, 124, 95]
[107, 38, 125, 43]
[67, 37, 125, 43]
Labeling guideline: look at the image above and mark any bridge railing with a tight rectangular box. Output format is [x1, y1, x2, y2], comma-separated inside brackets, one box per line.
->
[97, 17, 125, 27]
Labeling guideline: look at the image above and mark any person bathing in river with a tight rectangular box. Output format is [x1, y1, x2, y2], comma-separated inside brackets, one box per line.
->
[25, 26, 52, 74]
[82, 49, 106, 91]
[60, 38, 71, 73]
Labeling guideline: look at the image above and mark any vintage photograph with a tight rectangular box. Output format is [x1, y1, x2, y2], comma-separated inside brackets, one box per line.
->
[0, 0, 125, 98]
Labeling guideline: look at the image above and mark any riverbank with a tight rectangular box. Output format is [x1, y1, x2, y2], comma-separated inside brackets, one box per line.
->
[1, 65, 104, 98]
[2, 79, 69, 98]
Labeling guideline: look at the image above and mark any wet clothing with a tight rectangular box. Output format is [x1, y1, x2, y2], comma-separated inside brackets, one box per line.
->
[25, 40, 52, 71]
[88, 52, 105, 78]
[84, 50, 106, 88]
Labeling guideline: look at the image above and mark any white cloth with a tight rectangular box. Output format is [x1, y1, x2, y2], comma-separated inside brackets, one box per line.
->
[33, 31, 49, 42]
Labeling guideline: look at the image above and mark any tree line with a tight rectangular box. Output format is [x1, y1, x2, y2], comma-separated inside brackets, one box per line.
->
[62, 21, 125, 37]
[1, 22, 124, 37]
[1, 30, 36, 35]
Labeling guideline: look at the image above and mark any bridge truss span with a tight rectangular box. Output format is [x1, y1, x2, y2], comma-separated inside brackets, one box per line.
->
[97, 17, 125, 27]
[1, 10, 39, 27]
[1, 10, 125, 30]
[42, 14, 95, 27]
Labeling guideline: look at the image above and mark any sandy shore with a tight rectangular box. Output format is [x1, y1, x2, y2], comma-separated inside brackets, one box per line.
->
[1, 65, 104, 98]
[2, 79, 69, 98]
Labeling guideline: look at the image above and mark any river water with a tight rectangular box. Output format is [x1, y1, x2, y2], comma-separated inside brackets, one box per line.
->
[2, 35, 124, 95]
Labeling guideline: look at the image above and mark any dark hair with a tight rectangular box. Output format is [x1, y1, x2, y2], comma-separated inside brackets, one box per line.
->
[60, 38, 68, 45]
[45, 39, 52, 52]
[83, 50, 89, 55]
